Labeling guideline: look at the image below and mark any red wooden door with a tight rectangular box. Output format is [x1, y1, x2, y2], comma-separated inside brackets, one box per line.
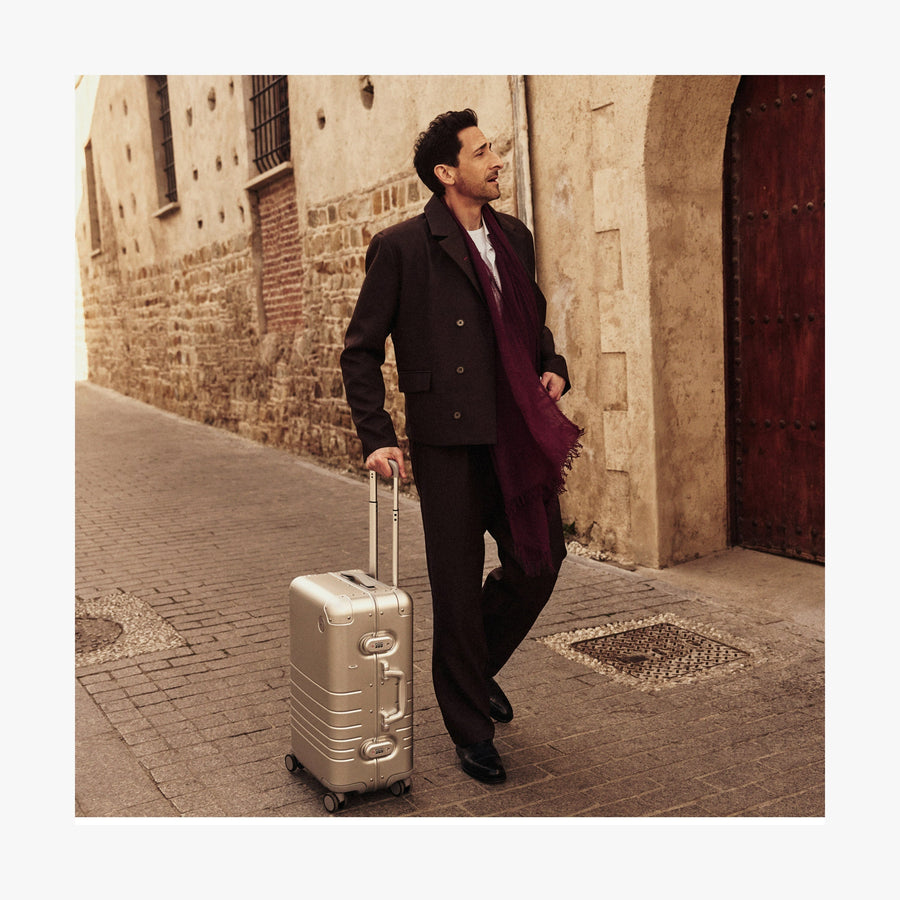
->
[724, 76, 825, 562]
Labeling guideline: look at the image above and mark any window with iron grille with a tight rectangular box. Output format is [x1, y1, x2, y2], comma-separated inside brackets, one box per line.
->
[84, 140, 101, 252]
[251, 76, 291, 173]
[148, 75, 178, 205]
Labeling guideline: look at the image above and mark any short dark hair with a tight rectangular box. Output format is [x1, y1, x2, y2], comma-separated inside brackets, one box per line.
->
[413, 109, 479, 196]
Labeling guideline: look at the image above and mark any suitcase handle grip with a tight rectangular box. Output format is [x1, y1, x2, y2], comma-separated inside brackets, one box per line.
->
[368, 460, 401, 588]
[380, 661, 407, 728]
[341, 571, 377, 590]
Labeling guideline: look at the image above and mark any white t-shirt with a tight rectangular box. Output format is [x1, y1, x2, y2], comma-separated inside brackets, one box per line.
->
[468, 220, 501, 289]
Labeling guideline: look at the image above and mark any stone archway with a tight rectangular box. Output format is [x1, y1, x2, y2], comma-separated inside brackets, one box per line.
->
[642, 75, 740, 565]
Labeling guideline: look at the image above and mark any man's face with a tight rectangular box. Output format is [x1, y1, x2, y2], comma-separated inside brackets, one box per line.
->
[446, 126, 503, 204]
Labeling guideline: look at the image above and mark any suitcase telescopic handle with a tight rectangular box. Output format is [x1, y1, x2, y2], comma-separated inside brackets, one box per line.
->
[368, 459, 400, 588]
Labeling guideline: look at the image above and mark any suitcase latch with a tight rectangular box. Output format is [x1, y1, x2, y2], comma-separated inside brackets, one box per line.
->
[360, 633, 395, 655]
[360, 738, 395, 760]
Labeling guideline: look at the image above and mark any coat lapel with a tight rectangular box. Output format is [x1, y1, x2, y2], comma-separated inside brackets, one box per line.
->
[424, 195, 484, 299]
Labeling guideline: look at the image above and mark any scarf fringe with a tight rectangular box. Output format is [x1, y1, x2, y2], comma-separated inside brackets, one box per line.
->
[560, 430, 585, 485]
[507, 428, 584, 508]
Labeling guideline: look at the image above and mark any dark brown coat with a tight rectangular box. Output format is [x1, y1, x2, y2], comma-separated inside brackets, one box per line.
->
[341, 195, 570, 457]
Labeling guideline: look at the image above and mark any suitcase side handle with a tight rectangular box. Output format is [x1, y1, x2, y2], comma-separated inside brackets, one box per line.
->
[368, 460, 400, 588]
[380, 660, 407, 728]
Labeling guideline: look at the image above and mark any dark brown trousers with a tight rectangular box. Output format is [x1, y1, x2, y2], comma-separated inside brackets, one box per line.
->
[409, 442, 566, 747]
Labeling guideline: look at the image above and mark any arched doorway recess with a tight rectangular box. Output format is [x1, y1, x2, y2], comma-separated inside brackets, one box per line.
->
[642, 76, 739, 565]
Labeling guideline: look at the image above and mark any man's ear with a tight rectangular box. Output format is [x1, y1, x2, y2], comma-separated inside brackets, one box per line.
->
[434, 164, 455, 188]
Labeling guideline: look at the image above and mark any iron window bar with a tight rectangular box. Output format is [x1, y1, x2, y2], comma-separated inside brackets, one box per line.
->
[251, 75, 291, 173]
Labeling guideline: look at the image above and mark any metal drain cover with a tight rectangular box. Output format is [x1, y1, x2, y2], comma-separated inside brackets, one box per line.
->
[540, 614, 757, 688]
[76, 616, 123, 653]
[571, 622, 748, 681]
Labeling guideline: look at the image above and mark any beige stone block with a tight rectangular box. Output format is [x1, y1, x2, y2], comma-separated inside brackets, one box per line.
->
[600, 352, 627, 411]
[592, 169, 625, 233]
[598, 289, 628, 351]
[596, 229, 623, 293]
[603, 409, 629, 472]
[590, 101, 616, 168]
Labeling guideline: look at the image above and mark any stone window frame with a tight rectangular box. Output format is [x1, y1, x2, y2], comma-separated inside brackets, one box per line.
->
[83, 139, 102, 256]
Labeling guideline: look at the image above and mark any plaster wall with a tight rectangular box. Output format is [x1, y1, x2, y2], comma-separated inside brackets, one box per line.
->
[288, 76, 515, 210]
[76, 76, 257, 267]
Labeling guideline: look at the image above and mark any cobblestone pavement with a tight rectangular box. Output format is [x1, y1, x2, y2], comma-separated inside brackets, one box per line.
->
[75, 382, 825, 819]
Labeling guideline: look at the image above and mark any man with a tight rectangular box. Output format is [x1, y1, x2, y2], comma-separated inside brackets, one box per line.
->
[341, 109, 581, 784]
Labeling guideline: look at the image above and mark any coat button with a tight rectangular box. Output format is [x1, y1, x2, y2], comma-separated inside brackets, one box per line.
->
[452, 411, 462, 420]
[456, 366, 465, 374]
[456, 319, 465, 327]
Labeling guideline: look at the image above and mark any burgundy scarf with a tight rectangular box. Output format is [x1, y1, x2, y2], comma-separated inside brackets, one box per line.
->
[450, 202, 583, 575]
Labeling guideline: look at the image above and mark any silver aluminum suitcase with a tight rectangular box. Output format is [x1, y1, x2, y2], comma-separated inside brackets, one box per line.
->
[285, 461, 413, 812]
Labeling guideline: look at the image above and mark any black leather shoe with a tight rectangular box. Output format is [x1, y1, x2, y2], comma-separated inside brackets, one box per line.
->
[456, 739, 507, 784]
[488, 678, 513, 723]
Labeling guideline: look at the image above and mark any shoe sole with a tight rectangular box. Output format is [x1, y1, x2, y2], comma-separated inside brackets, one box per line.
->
[461, 765, 507, 784]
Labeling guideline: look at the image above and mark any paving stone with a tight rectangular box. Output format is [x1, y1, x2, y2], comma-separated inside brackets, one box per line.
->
[75, 383, 825, 818]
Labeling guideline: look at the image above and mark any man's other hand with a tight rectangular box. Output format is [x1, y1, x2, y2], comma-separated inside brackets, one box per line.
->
[541, 372, 566, 402]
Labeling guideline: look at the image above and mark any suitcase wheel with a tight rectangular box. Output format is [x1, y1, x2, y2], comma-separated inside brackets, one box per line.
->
[389, 779, 411, 797]
[323, 792, 347, 813]
[284, 753, 303, 774]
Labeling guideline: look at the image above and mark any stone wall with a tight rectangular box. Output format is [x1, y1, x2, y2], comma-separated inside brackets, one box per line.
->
[529, 76, 735, 566]
[81, 233, 259, 426]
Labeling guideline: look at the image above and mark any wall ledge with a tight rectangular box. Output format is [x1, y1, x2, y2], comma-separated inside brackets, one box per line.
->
[152, 201, 181, 220]
[245, 161, 294, 193]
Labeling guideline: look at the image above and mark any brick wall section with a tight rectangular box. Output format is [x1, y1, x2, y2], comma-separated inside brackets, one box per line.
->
[258, 177, 304, 334]
[81, 170, 516, 476]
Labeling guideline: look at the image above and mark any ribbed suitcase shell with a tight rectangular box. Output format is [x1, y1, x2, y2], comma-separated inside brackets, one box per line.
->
[286, 464, 413, 811]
